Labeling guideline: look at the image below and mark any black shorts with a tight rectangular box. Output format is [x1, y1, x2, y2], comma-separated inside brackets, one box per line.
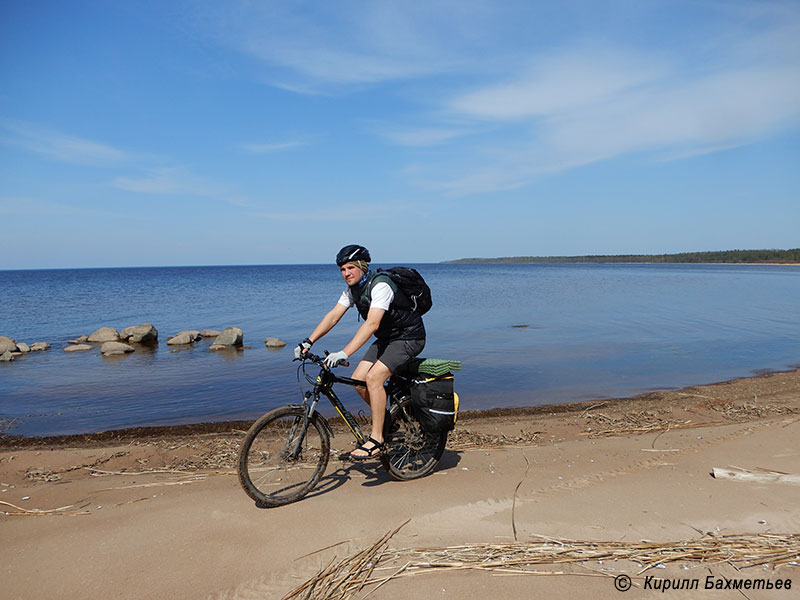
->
[361, 338, 425, 373]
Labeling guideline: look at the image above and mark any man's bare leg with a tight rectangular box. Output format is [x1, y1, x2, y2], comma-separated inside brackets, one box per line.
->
[350, 360, 392, 458]
[352, 360, 373, 404]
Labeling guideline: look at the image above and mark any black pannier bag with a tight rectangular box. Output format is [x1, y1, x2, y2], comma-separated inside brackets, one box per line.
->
[410, 374, 459, 433]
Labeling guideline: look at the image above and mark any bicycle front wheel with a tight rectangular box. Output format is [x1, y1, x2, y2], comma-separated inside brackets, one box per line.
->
[381, 397, 447, 481]
[238, 406, 330, 507]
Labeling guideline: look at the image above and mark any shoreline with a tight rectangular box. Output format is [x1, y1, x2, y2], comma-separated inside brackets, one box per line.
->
[3, 366, 798, 449]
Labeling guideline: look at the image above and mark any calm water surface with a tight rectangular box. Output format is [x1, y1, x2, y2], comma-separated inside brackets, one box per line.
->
[1, 263, 799, 436]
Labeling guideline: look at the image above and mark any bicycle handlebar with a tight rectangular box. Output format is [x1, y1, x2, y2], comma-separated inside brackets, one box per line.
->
[293, 351, 350, 369]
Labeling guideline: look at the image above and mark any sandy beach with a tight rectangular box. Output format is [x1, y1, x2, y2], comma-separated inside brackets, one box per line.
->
[2, 370, 799, 599]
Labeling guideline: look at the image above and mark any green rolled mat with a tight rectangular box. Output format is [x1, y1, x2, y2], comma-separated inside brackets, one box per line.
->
[406, 358, 462, 377]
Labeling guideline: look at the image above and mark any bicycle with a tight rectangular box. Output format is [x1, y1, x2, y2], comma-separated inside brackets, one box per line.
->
[237, 352, 448, 507]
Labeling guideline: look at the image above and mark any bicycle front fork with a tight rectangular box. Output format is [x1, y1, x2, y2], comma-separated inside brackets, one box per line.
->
[286, 393, 318, 459]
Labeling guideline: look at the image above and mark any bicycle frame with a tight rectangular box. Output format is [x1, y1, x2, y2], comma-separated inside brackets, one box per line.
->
[304, 362, 370, 447]
[292, 352, 422, 466]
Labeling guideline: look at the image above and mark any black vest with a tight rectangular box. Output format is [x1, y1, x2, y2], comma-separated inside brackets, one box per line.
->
[352, 271, 425, 341]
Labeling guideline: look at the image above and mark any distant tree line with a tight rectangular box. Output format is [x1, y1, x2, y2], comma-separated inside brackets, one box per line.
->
[445, 249, 800, 264]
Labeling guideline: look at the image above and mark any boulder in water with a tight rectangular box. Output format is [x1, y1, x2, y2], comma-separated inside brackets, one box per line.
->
[101, 341, 135, 356]
[210, 327, 243, 350]
[0, 336, 17, 354]
[120, 323, 158, 343]
[88, 327, 120, 343]
[264, 337, 286, 348]
[167, 330, 201, 345]
[65, 344, 93, 353]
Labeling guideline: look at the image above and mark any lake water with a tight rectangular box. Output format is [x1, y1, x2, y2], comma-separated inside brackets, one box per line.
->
[2, 263, 799, 437]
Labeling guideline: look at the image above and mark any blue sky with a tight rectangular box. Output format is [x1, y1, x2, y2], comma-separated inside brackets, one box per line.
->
[1, 0, 798, 269]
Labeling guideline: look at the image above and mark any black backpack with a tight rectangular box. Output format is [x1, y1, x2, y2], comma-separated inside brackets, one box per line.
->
[376, 267, 433, 315]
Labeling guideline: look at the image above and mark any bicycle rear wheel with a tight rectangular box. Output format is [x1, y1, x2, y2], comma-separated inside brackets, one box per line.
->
[381, 396, 447, 481]
[238, 406, 330, 507]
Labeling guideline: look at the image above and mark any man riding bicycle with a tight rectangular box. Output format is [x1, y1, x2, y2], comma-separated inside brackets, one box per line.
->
[294, 244, 425, 461]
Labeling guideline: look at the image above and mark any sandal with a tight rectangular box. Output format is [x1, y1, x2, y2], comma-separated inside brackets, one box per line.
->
[346, 436, 385, 462]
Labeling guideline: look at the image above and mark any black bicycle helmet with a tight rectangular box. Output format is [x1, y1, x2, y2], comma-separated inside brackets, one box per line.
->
[336, 244, 371, 266]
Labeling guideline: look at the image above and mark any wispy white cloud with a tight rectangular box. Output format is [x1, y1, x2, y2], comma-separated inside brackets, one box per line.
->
[411, 7, 800, 194]
[543, 65, 800, 159]
[409, 59, 800, 194]
[448, 48, 665, 120]
[249, 204, 398, 221]
[196, 1, 496, 91]
[654, 143, 747, 164]
[112, 167, 225, 196]
[15, 0, 796, 205]
[240, 139, 308, 153]
[373, 125, 473, 147]
[204, 2, 799, 193]
[0, 196, 132, 219]
[111, 167, 257, 210]
[0, 119, 131, 165]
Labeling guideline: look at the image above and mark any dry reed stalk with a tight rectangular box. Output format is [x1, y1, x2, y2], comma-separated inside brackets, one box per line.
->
[281, 520, 409, 600]
[384, 533, 800, 572]
[584, 421, 706, 438]
[96, 476, 205, 491]
[0, 500, 90, 516]
[580, 402, 608, 417]
[286, 529, 800, 598]
[87, 467, 195, 476]
[511, 453, 530, 541]
[491, 569, 612, 579]
[711, 403, 800, 421]
[294, 539, 353, 561]
[131, 437, 242, 471]
[447, 429, 542, 450]
[62, 451, 130, 473]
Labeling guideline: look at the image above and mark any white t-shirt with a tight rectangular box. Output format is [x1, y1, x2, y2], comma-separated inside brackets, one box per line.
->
[338, 281, 394, 311]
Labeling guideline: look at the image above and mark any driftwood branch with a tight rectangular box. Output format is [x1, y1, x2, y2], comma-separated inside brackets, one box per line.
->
[711, 467, 800, 485]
